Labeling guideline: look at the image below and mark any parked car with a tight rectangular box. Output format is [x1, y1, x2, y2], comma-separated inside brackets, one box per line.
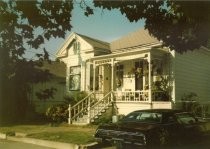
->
[94, 109, 210, 149]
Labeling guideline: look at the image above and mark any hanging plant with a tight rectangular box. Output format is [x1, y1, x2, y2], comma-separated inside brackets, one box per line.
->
[116, 78, 122, 87]
[135, 67, 143, 78]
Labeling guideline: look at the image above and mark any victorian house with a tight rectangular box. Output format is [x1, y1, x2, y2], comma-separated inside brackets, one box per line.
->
[56, 28, 210, 124]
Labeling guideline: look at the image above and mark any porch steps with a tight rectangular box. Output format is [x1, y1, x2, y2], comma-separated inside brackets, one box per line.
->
[72, 102, 112, 125]
[70, 91, 113, 125]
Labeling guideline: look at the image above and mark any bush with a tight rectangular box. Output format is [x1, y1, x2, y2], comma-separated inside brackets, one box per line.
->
[181, 92, 202, 116]
[46, 104, 68, 123]
[64, 91, 88, 105]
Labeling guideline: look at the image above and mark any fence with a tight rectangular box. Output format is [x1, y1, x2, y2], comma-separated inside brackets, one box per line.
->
[172, 100, 210, 120]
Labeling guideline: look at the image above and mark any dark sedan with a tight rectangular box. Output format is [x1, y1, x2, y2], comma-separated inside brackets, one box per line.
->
[94, 109, 210, 149]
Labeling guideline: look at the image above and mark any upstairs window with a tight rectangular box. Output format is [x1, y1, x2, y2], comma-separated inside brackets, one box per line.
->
[69, 66, 81, 91]
[73, 42, 80, 54]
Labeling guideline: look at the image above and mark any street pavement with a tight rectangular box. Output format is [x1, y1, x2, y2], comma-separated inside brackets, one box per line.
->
[0, 139, 55, 149]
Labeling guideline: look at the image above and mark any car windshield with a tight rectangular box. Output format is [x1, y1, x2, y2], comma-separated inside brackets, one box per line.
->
[122, 111, 162, 123]
[176, 113, 197, 124]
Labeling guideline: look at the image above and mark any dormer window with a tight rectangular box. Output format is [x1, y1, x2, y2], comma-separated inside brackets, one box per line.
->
[73, 42, 80, 54]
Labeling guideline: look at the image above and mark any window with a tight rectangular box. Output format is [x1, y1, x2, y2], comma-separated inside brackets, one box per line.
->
[73, 42, 80, 54]
[69, 66, 81, 90]
[122, 111, 162, 123]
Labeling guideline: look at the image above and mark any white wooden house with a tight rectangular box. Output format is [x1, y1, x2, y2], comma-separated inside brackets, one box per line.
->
[56, 28, 210, 124]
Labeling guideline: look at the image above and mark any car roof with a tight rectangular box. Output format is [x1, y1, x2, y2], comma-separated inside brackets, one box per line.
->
[132, 109, 183, 114]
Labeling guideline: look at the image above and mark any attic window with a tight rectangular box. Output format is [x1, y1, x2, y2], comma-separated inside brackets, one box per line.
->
[73, 42, 80, 54]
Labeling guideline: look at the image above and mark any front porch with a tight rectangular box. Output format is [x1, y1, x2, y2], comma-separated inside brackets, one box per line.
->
[91, 48, 173, 105]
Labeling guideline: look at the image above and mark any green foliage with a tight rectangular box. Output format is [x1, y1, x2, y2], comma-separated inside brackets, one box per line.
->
[64, 91, 88, 105]
[181, 92, 203, 116]
[46, 104, 68, 123]
[93, 1, 210, 53]
[36, 87, 57, 101]
[0, 1, 73, 124]
[152, 76, 171, 101]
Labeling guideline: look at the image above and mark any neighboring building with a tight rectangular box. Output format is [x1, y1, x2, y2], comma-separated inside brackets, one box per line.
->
[30, 61, 66, 113]
[56, 28, 210, 124]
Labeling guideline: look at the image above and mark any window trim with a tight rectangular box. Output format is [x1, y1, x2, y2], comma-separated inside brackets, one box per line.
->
[69, 65, 81, 91]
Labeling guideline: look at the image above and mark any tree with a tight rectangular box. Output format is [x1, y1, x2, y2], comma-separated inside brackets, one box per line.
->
[92, 0, 210, 53]
[0, 1, 73, 124]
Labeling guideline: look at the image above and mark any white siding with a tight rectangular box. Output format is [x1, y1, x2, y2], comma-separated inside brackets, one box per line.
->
[174, 49, 210, 102]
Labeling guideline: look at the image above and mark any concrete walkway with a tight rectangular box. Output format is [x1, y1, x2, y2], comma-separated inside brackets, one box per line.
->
[0, 132, 97, 149]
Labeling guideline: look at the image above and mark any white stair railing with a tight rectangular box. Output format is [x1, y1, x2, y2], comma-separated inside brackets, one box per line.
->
[68, 91, 113, 124]
[68, 92, 95, 124]
[89, 91, 113, 122]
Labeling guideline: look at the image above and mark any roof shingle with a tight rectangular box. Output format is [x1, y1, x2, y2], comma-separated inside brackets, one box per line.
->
[110, 28, 160, 52]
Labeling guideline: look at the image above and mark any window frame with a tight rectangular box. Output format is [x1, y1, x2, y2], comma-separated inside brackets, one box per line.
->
[69, 65, 81, 91]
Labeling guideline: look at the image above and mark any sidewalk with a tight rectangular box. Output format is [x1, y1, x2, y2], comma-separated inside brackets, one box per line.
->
[0, 132, 98, 149]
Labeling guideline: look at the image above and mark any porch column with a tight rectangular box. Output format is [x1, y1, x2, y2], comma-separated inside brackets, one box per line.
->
[148, 53, 152, 104]
[84, 61, 86, 91]
[93, 62, 96, 93]
[111, 58, 114, 102]
[111, 58, 114, 91]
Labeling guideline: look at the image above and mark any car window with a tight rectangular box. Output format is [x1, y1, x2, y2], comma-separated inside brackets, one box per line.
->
[176, 113, 197, 124]
[122, 112, 162, 123]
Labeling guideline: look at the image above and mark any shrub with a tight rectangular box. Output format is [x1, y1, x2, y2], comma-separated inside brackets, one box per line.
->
[64, 91, 88, 105]
[181, 92, 202, 116]
[46, 104, 68, 123]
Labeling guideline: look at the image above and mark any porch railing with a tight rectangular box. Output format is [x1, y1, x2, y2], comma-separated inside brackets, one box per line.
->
[113, 91, 149, 102]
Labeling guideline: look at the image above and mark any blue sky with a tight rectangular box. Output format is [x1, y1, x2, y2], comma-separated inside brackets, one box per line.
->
[25, 2, 145, 60]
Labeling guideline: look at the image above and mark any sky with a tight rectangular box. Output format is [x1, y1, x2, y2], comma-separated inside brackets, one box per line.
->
[25, 2, 145, 60]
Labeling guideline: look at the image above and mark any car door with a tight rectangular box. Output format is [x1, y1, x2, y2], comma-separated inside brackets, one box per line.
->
[162, 114, 186, 144]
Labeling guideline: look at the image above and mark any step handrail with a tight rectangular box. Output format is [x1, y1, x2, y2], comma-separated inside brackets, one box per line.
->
[70, 92, 95, 121]
[91, 91, 113, 108]
[89, 91, 113, 120]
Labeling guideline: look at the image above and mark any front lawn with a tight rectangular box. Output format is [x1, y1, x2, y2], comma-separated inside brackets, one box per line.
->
[0, 124, 97, 145]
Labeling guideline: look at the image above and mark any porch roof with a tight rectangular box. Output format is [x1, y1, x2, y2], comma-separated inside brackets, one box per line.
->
[90, 42, 162, 61]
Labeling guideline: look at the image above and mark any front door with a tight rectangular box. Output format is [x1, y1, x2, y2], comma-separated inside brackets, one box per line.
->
[103, 64, 111, 94]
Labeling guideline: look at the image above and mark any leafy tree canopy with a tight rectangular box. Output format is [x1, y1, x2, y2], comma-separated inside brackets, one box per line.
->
[0, 0, 73, 124]
[92, 0, 210, 53]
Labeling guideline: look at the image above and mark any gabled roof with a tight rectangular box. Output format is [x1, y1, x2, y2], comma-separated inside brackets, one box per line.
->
[56, 29, 162, 58]
[110, 28, 160, 52]
[56, 32, 110, 58]
[77, 33, 110, 50]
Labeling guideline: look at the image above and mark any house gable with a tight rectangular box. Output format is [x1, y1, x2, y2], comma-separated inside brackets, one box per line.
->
[56, 32, 94, 59]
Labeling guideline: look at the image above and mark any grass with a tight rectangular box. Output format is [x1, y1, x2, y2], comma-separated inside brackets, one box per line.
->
[0, 123, 97, 145]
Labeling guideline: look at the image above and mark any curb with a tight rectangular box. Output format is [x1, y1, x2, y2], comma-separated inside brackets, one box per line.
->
[0, 133, 7, 139]
[0, 132, 97, 149]
[7, 136, 79, 149]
